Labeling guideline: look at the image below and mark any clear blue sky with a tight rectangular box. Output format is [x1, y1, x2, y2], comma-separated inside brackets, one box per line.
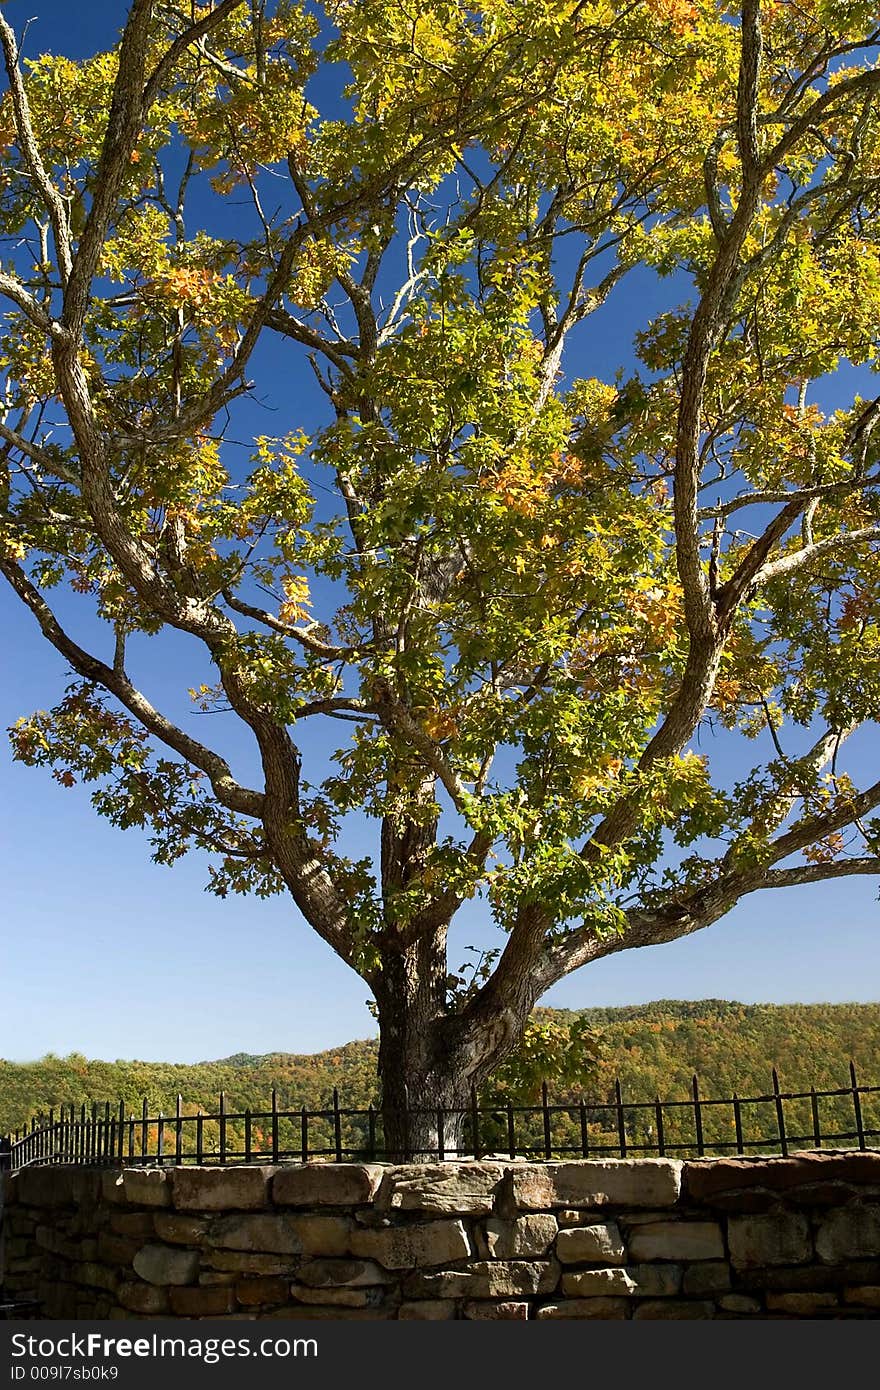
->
[0, 1, 877, 1066]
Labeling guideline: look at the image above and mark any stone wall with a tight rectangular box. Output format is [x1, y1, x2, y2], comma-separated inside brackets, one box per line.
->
[2, 1152, 879, 1319]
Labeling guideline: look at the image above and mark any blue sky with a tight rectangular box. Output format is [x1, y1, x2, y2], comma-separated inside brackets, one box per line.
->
[0, 0, 877, 1066]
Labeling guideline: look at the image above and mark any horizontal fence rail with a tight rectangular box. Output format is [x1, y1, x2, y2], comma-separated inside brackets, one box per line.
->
[1, 1064, 878, 1171]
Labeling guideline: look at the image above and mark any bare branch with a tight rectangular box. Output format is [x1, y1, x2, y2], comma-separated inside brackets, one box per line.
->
[292, 697, 373, 720]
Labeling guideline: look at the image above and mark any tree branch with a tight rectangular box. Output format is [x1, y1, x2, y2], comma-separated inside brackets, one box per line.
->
[62, 0, 155, 334]
[537, 756, 880, 993]
[371, 679, 468, 814]
[533, 835, 880, 995]
[737, 0, 763, 178]
[0, 12, 73, 285]
[755, 523, 880, 585]
[761, 858, 880, 889]
[0, 273, 67, 340]
[222, 588, 370, 661]
[0, 420, 79, 486]
[2, 558, 365, 969]
[144, 0, 249, 109]
[766, 66, 880, 173]
[714, 497, 805, 618]
[696, 472, 880, 521]
[0, 554, 264, 818]
[265, 307, 358, 375]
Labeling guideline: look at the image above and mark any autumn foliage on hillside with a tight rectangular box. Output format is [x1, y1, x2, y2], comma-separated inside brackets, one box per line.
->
[3, 1000, 878, 1140]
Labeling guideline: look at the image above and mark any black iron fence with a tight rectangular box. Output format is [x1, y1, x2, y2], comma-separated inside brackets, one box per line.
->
[1, 1063, 878, 1171]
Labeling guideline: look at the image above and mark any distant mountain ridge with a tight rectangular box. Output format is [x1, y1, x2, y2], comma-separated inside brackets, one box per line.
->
[2, 999, 878, 1134]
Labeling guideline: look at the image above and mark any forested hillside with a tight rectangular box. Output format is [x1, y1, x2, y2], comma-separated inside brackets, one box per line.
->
[2, 1000, 877, 1136]
[570, 999, 880, 1100]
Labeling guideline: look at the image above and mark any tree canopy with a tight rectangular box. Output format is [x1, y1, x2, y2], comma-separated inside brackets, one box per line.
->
[1, 0, 879, 1132]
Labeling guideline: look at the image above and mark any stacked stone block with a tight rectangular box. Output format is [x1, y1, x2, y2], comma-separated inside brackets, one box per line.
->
[1, 1151, 879, 1318]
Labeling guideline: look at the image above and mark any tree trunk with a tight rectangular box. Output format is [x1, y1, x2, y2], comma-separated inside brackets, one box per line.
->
[374, 786, 539, 1159]
[377, 1037, 471, 1160]
[373, 944, 541, 1159]
[374, 937, 472, 1160]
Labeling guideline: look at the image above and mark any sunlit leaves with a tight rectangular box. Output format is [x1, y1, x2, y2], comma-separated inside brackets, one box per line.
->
[483, 1011, 602, 1103]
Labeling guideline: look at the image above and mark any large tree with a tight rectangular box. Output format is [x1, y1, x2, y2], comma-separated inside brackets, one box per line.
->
[1, 0, 880, 1151]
